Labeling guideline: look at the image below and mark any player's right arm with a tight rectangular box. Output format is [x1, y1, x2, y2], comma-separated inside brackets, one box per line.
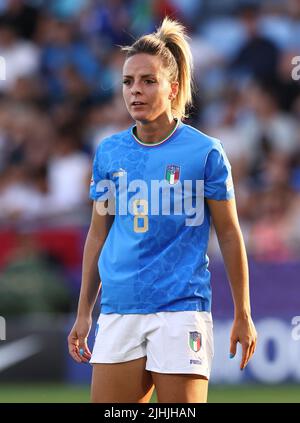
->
[68, 201, 114, 363]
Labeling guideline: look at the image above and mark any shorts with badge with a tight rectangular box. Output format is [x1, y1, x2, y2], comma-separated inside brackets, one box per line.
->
[89, 311, 214, 379]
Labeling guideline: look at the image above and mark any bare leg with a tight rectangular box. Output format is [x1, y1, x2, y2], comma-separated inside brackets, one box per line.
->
[151, 372, 208, 403]
[91, 356, 154, 403]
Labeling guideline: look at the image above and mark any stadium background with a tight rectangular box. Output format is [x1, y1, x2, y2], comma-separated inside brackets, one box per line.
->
[0, 0, 300, 403]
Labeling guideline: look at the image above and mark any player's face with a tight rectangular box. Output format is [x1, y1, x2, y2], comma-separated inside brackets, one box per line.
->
[122, 53, 176, 123]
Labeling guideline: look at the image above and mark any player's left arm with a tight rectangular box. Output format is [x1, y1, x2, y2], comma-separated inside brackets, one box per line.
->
[206, 197, 257, 370]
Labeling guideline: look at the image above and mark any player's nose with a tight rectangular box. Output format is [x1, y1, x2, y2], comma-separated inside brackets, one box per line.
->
[130, 82, 142, 96]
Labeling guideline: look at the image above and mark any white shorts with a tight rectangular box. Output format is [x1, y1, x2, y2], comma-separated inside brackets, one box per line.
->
[89, 311, 214, 379]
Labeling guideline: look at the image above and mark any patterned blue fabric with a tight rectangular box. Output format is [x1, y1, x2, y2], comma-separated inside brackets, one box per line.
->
[90, 121, 234, 314]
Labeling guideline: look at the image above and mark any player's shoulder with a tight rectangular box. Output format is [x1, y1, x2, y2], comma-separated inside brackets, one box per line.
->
[182, 123, 223, 151]
[94, 127, 132, 153]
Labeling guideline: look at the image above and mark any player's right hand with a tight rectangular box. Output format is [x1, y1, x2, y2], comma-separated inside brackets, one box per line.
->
[67, 317, 92, 363]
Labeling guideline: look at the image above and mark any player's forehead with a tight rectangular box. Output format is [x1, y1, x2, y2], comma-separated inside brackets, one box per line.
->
[123, 53, 165, 78]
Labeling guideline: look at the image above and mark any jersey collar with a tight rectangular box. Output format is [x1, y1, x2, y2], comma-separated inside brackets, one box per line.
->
[131, 118, 181, 147]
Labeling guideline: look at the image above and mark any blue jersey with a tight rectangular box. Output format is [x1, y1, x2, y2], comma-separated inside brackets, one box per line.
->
[90, 119, 234, 314]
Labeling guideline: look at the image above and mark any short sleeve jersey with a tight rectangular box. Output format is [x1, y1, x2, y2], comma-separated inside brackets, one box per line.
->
[90, 120, 234, 314]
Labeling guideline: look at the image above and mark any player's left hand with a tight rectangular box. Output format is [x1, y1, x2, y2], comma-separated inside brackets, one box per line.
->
[229, 315, 257, 370]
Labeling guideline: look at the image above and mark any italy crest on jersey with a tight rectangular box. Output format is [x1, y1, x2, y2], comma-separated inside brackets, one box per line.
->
[165, 164, 180, 185]
[189, 331, 202, 352]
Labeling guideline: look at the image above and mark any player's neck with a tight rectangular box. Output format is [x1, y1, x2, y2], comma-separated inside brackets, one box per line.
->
[134, 115, 178, 145]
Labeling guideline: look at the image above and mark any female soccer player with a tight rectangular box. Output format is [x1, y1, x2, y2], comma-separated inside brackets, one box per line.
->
[68, 17, 257, 403]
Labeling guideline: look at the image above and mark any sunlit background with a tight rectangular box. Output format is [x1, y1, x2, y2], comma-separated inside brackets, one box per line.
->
[0, 0, 300, 403]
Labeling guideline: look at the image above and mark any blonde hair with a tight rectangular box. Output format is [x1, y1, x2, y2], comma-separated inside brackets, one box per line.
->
[121, 17, 194, 120]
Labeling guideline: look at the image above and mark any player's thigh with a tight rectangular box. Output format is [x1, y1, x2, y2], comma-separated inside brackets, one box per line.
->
[151, 372, 208, 403]
[91, 356, 154, 403]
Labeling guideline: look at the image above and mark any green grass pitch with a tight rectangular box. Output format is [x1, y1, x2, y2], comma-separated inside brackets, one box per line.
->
[0, 384, 299, 403]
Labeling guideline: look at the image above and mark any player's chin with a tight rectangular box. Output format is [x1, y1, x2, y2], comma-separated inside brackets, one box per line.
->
[130, 110, 149, 121]
[130, 105, 152, 117]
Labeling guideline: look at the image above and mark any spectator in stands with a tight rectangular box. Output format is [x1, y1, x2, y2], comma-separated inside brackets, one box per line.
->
[231, 2, 280, 80]
[40, 16, 101, 103]
[0, 16, 40, 93]
[46, 125, 91, 215]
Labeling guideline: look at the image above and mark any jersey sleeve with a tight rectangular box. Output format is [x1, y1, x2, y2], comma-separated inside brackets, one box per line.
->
[89, 143, 110, 201]
[204, 142, 235, 200]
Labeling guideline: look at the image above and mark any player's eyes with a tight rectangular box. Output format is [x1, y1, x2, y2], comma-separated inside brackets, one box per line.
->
[122, 79, 156, 85]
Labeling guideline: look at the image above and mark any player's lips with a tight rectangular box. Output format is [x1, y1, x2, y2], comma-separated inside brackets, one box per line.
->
[131, 101, 147, 107]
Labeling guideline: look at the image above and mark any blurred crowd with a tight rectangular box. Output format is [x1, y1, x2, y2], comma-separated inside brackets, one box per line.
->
[0, 0, 299, 260]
